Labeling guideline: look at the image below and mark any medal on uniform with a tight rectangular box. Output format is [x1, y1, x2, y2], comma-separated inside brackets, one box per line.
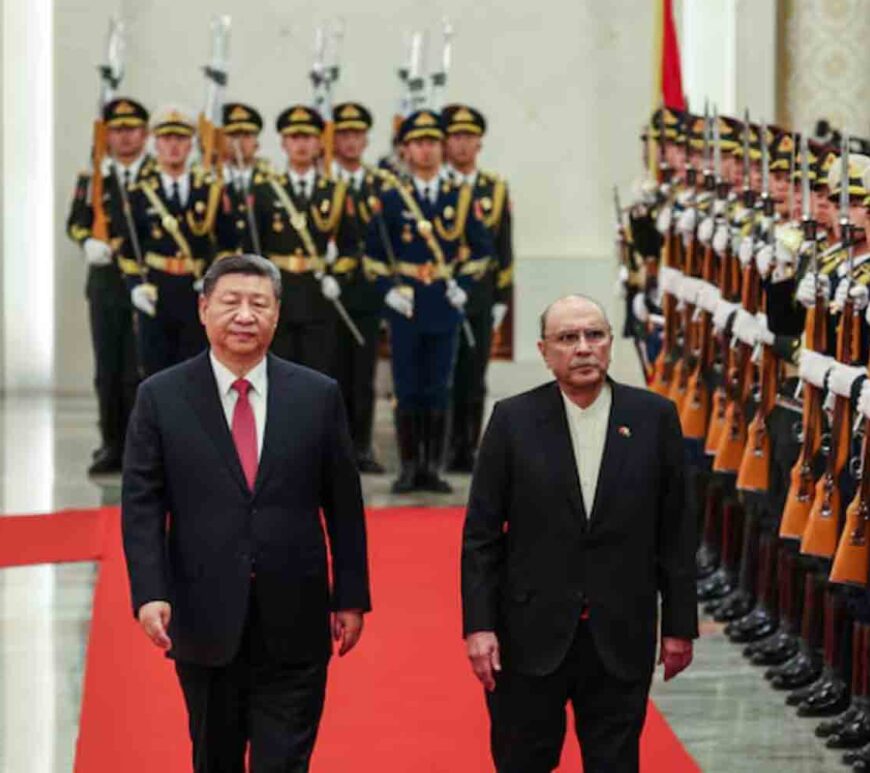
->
[273, 216, 284, 233]
[481, 197, 492, 211]
[194, 200, 206, 214]
[320, 199, 330, 214]
[443, 206, 455, 220]
[236, 219, 246, 230]
[152, 226, 163, 240]
[402, 225, 413, 243]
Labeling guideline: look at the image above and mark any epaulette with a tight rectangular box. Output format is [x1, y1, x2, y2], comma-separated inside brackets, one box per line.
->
[478, 169, 503, 185]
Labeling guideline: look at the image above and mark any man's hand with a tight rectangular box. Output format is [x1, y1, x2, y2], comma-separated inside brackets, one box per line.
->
[332, 610, 364, 657]
[466, 631, 501, 692]
[659, 637, 693, 681]
[137, 601, 172, 650]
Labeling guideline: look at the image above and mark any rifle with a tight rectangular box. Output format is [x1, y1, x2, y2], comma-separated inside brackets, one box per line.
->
[650, 105, 678, 397]
[780, 131, 827, 541]
[429, 18, 454, 110]
[736, 122, 778, 491]
[311, 20, 344, 174]
[90, 18, 125, 243]
[682, 106, 717, 439]
[230, 139, 262, 255]
[407, 31, 429, 113]
[198, 16, 231, 174]
[804, 135, 857, 558]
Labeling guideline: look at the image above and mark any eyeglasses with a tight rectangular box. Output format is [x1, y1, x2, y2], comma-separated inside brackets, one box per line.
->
[542, 328, 611, 347]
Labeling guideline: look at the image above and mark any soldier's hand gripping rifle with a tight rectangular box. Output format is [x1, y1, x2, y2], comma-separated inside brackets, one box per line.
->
[780, 131, 827, 541]
[805, 135, 859, 558]
[90, 17, 125, 244]
[199, 16, 231, 174]
[736, 123, 779, 491]
[429, 18, 454, 110]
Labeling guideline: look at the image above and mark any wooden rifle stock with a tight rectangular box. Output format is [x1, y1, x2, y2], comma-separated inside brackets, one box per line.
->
[802, 300, 858, 557]
[321, 120, 335, 176]
[198, 114, 224, 174]
[830, 414, 870, 585]
[90, 119, 109, 241]
[680, 240, 715, 439]
[705, 245, 738, 455]
[650, 229, 679, 397]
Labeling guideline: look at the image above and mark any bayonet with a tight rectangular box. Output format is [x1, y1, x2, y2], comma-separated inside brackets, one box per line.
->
[840, 133, 853, 285]
[742, 108, 752, 205]
[712, 106, 722, 186]
[787, 131, 796, 221]
[99, 17, 125, 107]
[407, 31, 428, 111]
[430, 18, 454, 109]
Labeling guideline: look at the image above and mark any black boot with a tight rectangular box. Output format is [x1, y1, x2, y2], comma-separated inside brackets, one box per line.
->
[770, 650, 821, 691]
[796, 668, 849, 717]
[419, 410, 452, 493]
[816, 704, 859, 738]
[746, 629, 798, 666]
[826, 698, 870, 748]
[713, 590, 754, 622]
[447, 402, 473, 472]
[356, 448, 386, 475]
[391, 410, 420, 494]
[727, 606, 777, 643]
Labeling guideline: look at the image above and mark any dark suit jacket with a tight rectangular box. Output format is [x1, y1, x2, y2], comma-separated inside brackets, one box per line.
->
[461, 379, 698, 681]
[122, 351, 371, 667]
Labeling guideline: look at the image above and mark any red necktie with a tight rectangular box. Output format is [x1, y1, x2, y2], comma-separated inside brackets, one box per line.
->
[231, 379, 258, 490]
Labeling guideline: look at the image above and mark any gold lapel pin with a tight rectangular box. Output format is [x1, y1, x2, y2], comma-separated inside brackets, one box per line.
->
[618, 425, 631, 438]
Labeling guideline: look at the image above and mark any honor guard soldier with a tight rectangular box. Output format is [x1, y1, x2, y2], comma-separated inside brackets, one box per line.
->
[441, 104, 514, 472]
[215, 102, 270, 257]
[330, 101, 396, 473]
[123, 105, 222, 376]
[251, 105, 350, 375]
[363, 109, 494, 494]
[67, 97, 156, 475]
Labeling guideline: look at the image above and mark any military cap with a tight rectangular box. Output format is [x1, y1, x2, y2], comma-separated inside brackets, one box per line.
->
[222, 103, 263, 134]
[442, 104, 487, 136]
[826, 153, 870, 200]
[717, 116, 741, 153]
[733, 124, 773, 162]
[792, 139, 819, 184]
[399, 110, 444, 143]
[150, 104, 195, 137]
[103, 98, 149, 129]
[333, 102, 373, 132]
[687, 115, 707, 151]
[649, 107, 685, 142]
[275, 105, 324, 136]
[768, 131, 796, 172]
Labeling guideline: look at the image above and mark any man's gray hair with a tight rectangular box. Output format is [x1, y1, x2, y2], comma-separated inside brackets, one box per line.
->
[201, 254, 282, 299]
[539, 294, 612, 338]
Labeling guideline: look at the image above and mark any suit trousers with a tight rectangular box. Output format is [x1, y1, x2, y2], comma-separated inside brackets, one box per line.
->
[174, 587, 329, 773]
[485, 619, 650, 773]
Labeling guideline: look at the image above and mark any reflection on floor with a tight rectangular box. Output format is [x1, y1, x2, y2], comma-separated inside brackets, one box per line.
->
[0, 348, 846, 771]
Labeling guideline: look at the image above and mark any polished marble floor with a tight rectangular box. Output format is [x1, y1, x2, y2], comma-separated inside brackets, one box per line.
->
[0, 347, 852, 771]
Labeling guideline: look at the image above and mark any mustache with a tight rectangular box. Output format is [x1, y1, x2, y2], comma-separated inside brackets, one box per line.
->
[570, 359, 601, 369]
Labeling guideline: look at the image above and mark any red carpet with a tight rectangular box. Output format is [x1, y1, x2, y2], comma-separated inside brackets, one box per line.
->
[0, 507, 699, 771]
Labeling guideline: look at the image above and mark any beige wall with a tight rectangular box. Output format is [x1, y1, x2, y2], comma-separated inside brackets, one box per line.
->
[53, 0, 656, 391]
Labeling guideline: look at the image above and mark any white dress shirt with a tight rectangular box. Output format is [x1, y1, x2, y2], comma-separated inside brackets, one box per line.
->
[224, 164, 254, 193]
[561, 383, 612, 516]
[447, 164, 478, 188]
[159, 171, 190, 207]
[413, 176, 440, 204]
[106, 152, 147, 186]
[209, 351, 268, 459]
[288, 167, 316, 199]
[332, 161, 365, 191]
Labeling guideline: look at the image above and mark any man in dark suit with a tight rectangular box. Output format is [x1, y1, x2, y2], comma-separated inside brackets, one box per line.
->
[461, 294, 697, 773]
[122, 253, 371, 772]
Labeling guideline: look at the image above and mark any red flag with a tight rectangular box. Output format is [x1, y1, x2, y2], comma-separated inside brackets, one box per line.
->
[660, 0, 685, 111]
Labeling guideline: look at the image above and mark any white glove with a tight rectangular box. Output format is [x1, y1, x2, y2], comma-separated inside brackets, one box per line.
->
[445, 279, 468, 310]
[676, 208, 697, 235]
[324, 240, 338, 266]
[858, 379, 870, 420]
[738, 237, 755, 267]
[799, 349, 835, 389]
[321, 275, 341, 301]
[755, 312, 775, 346]
[697, 216, 715, 245]
[713, 199, 727, 217]
[676, 189, 694, 207]
[615, 265, 629, 299]
[632, 292, 649, 323]
[730, 231, 744, 257]
[828, 362, 867, 399]
[192, 278, 204, 294]
[131, 283, 157, 317]
[491, 302, 508, 331]
[796, 272, 830, 309]
[697, 282, 721, 313]
[833, 282, 869, 312]
[732, 309, 759, 346]
[83, 238, 113, 267]
[677, 276, 702, 305]
[712, 299, 739, 332]
[655, 205, 672, 235]
[385, 287, 413, 318]
[755, 244, 774, 278]
[712, 223, 730, 255]
[658, 265, 683, 295]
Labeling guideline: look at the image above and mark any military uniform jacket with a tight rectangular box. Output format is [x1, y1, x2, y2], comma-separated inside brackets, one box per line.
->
[455, 170, 514, 316]
[363, 178, 494, 334]
[333, 165, 396, 315]
[215, 158, 273, 258]
[251, 170, 351, 323]
[66, 154, 158, 302]
[123, 166, 222, 289]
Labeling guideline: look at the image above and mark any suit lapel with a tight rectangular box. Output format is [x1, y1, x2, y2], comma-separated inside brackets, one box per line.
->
[542, 383, 587, 525]
[588, 380, 630, 525]
[182, 351, 249, 495]
[252, 355, 293, 494]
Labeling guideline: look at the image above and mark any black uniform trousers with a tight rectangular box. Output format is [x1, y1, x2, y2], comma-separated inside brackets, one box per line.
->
[451, 306, 493, 425]
[486, 619, 650, 773]
[174, 586, 329, 773]
[271, 315, 336, 376]
[333, 311, 382, 454]
[87, 267, 138, 455]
